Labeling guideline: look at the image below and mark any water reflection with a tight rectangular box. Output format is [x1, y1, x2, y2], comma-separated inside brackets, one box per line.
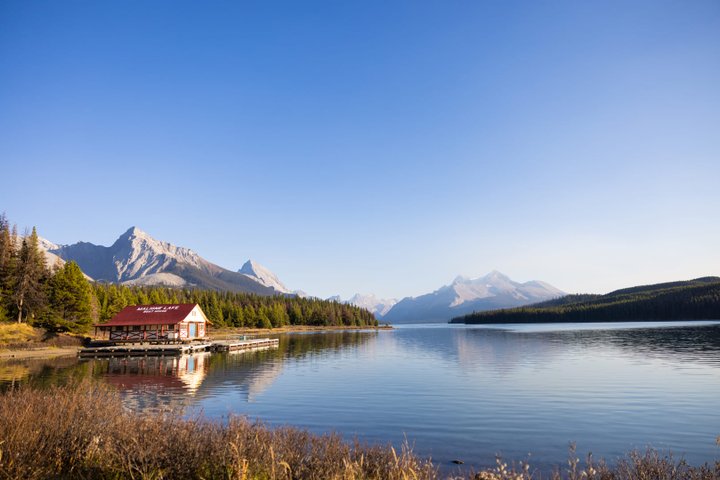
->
[101, 352, 210, 394]
[0, 355, 89, 389]
[454, 322, 720, 373]
[280, 330, 380, 360]
[2, 324, 718, 471]
[0, 330, 380, 391]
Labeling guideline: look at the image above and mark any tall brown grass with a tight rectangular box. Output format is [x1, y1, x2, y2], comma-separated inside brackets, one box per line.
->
[0, 380, 437, 479]
[0, 381, 718, 479]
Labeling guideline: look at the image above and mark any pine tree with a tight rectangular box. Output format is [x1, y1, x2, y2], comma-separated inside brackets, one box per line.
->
[206, 294, 224, 325]
[0, 213, 14, 321]
[104, 284, 129, 321]
[12, 227, 48, 323]
[0, 213, 18, 321]
[46, 261, 94, 333]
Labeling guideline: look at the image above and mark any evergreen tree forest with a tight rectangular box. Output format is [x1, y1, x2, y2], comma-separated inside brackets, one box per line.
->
[0, 214, 377, 334]
[91, 284, 377, 329]
[452, 277, 720, 324]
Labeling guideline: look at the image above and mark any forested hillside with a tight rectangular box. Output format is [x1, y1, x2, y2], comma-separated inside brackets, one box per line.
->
[452, 277, 720, 324]
[92, 283, 377, 329]
[0, 214, 377, 334]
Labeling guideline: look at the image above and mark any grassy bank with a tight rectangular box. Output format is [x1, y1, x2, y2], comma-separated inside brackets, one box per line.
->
[1, 382, 719, 479]
[0, 323, 84, 355]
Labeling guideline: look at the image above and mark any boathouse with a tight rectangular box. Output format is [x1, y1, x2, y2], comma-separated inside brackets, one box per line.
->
[94, 304, 209, 342]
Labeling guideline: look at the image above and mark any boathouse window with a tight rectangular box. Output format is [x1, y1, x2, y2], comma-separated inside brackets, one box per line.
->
[132, 325, 141, 331]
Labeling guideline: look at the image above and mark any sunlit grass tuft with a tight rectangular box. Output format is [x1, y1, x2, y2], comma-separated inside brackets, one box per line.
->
[0, 323, 38, 345]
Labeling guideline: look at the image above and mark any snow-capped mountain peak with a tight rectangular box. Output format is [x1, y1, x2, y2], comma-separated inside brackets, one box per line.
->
[110, 227, 207, 281]
[38, 237, 62, 252]
[481, 270, 511, 282]
[383, 270, 565, 324]
[238, 259, 291, 294]
[346, 293, 398, 317]
[42, 227, 279, 295]
[37, 236, 68, 271]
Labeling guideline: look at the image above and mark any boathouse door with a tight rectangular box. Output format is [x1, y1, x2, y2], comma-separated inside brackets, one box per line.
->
[189, 323, 197, 338]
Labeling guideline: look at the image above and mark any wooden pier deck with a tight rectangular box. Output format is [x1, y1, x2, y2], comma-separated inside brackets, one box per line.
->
[210, 338, 279, 352]
[79, 343, 212, 358]
[78, 338, 279, 358]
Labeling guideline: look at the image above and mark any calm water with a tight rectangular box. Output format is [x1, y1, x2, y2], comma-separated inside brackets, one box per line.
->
[2, 321, 720, 472]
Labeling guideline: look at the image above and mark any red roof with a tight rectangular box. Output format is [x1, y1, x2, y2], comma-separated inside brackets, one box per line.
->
[97, 304, 201, 327]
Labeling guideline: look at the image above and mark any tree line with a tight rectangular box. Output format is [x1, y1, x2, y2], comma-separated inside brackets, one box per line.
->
[0, 214, 377, 334]
[0, 214, 95, 333]
[92, 284, 378, 329]
[452, 277, 720, 324]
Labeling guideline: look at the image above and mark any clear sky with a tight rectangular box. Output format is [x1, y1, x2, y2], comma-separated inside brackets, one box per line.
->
[1, 1, 719, 299]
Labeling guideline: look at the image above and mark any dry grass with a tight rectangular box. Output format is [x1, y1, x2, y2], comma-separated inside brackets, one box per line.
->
[469, 443, 720, 480]
[0, 380, 437, 480]
[0, 323, 39, 345]
[0, 382, 718, 480]
[0, 323, 85, 351]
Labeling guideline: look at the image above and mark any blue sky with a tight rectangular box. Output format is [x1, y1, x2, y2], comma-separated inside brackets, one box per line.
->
[1, 1, 719, 299]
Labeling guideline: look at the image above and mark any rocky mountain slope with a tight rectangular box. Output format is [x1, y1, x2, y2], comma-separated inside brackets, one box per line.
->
[238, 259, 292, 294]
[43, 227, 284, 295]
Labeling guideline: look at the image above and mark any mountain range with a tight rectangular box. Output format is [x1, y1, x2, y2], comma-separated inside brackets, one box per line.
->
[341, 294, 398, 318]
[42, 227, 284, 295]
[381, 271, 565, 323]
[451, 277, 720, 324]
[39, 226, 564, 322]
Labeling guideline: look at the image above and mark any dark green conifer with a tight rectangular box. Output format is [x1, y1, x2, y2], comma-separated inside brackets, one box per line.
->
[12, 227, 48, 324]
[46, 261, 94, 333]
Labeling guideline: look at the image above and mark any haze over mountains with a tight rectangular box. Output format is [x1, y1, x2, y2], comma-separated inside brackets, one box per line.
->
[39, 226, 565, 322]
[382, 272, 565, 324]
[344, 294, 398, 318]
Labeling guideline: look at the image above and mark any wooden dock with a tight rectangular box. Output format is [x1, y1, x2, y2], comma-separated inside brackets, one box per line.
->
[210, 338, 279, 352]
[79, 343, 212, 358]
[78, 338, 279, 358]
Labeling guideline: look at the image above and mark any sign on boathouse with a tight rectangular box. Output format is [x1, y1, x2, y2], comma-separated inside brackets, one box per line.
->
[94, 303, 210, 342]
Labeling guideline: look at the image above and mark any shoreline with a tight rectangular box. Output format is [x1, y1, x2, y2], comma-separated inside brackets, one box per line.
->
[0, 324, 391, 359]
[0, 346, 80, 361]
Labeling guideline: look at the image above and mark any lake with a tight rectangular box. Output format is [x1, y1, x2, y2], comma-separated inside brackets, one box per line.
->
[2, 321, 720, 473]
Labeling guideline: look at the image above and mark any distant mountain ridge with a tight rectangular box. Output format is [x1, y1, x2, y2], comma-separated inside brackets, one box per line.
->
[346, 294, 398, 317]
[383, 271, 565, 324]
[452, 276, 720, 324]
[38, 227, 565, 319]
[42, 227, 285, 295]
